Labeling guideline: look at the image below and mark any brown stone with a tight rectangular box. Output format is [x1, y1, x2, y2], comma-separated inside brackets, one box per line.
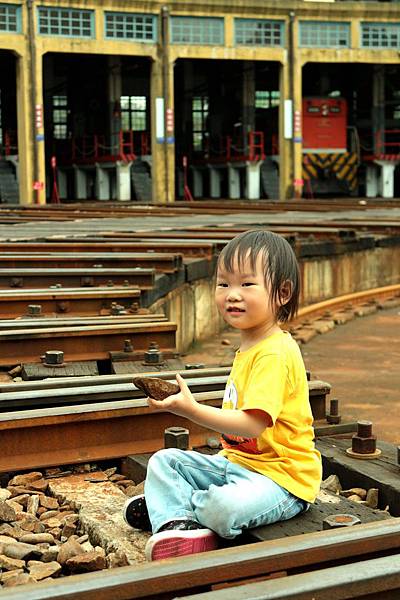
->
[132, 376, 179, 400]
[0, 540, 44, 560]
[28, 559, 62, 581]
[8, 472, 43, 487]
[0, 489, 12, 501]
[10, 494, 30, 508]
[5, 499, 23, 514]
[57, 538, 84, 565]
[66, 550, 107, 573]
[20, 532, 55, 545]
[40, 510, 60, 521]
[0, 553, 25, 570]
[106, 551, 129, 569]
[39, 495, 59, 510]
[0, 523, 22, 539]
[29, 479, 49, 493]
[2, 572, 36, 587]
[0, 500, 17, 522]
[27, 494, 40, 515]
[341, 488, 367, 500]
[0, 568, 24, 583]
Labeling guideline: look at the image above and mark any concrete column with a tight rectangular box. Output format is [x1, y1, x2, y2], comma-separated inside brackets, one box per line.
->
[15, 52, 33, 204]
[372, 66, 385, 155]
[74, 166, 87, 200]
[228, 165, 240, 199]
[150, 57, 175, 204]
[57, 169, 68, 200]
[376, 161, 396, 198]
[242, 61, 255, 148]
[95, 164, 110, 200]
[108, 56, 122, 156]
[209, 167, 221, 198]
[192, 168, 204, 198]
[245, 162, 261, 200]
[366, 164, 378, 198]
[115, 161, 130, 200]
[279, 60, 291, 201]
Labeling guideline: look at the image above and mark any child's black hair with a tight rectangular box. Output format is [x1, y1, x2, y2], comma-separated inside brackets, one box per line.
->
[217, 230, 300, 322]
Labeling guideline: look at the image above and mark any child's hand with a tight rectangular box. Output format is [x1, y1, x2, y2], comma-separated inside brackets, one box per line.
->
[146, 373, 197, 418]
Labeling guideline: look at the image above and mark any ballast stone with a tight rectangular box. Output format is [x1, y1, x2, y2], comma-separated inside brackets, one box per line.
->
[48, 472, 149, 564]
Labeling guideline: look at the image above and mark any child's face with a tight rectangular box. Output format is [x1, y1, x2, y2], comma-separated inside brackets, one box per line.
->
[215, 251, 278, 335]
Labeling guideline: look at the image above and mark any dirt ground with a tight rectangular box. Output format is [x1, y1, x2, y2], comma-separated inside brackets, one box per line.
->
[183, 306, 400, 445]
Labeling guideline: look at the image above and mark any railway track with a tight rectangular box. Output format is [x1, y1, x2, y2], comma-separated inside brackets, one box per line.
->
[0, 286, 142, 318]
[2, 518, 400, 598]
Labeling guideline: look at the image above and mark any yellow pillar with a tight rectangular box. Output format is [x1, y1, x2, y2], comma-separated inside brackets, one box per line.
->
[33, 52, 46, 205]
[19, 0, 46, 205]
[15, 52, 34, 205]
[150, 7, 175, 204]
[291, 15, 303, 200]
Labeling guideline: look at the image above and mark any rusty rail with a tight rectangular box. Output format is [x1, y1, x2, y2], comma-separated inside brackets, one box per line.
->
[0, 321, 177, 366]
[0, 287, 142, 318]
[0, 252, 183, 272]
[2, 519, 400, 599]
[0, 267, 155, 290]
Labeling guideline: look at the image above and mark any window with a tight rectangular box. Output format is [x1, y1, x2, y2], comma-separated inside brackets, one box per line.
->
[38, 7, 93, 37]
[192, 96, 209, 151]
[171, 17, 224, 45]
[52, 95, 69, 139]
[255, 91, 280, 109]
[299, 21, 350, 47]
[105, 12, 156, 42]
[361, 22, 400, 48]
[120, 96, 147, 131]
[235, 19, 284, 46]
[0, 3, 19, 32]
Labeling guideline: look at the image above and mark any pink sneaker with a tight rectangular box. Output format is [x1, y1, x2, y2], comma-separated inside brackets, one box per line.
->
[145, 521, 218, 561]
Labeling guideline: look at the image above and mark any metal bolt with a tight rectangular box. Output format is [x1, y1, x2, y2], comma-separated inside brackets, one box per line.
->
[322, 514, 361, 530]
[326, 398, 341, 425]
[10, 277, 23, 288]
[123, 339, 133, 353]
[123, 280, 130, 287]
[111, 304, 126, 315]
[27, 304, 42, 316]
[144, 342, 163, 364]
[351, 420, 377, 454]
[106, 280, 114, 287]
[164, 427, 189, 450]
[50, 283, 62, 289]
[130, 302, 139, 314]
[43, 350, 64, 366]
[81, 277, 94, 287]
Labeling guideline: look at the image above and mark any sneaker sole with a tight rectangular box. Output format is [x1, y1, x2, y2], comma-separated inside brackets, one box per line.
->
[145, 529, 218, 561]
[123, 494, 150, 529]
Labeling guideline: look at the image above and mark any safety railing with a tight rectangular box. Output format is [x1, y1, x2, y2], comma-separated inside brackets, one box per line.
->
[375, 129, 400, 159]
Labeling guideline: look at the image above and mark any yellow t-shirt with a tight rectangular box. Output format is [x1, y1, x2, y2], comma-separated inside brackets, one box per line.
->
[219, 330, 322, 503]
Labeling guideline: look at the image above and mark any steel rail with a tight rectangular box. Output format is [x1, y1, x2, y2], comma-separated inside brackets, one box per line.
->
[2, 518, 400, 599]
[0, 267, 155, 290]
[0, 286, 141, 319]
[0, 391, 224, 471]
[0, 240, 216, 258]
[0, 252, 183, 272]
[0, 314, 168, 330]
[0, 321, 177, 366]
[294, 283, 400, 324]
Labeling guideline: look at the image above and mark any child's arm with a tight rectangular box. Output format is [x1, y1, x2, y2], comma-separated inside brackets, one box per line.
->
[146, 373, 270, 438]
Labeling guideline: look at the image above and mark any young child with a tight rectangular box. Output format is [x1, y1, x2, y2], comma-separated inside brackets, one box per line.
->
[123, 229, 322, 561]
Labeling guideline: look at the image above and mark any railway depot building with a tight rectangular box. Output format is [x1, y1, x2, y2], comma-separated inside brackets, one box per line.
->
[0, 0, 399, 205]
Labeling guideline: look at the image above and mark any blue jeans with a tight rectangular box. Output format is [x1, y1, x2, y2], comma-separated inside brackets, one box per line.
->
[144, 448, 307, 539]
